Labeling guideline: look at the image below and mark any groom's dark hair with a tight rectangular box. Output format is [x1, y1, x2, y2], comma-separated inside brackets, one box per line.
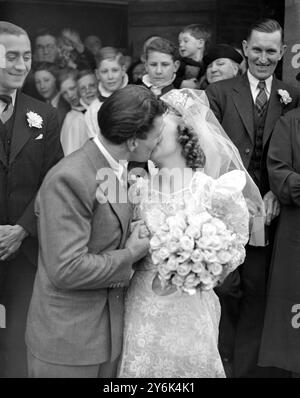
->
[98, 85, 165, 144]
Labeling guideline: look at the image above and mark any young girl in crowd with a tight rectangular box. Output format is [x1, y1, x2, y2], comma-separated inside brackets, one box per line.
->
[59, 68, 89, 155]
[85, 46, 128, 137]
[34, 62, 70, 127]
[34, 62, 60, 106]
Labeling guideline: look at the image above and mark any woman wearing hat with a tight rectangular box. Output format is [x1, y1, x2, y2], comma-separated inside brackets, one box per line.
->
[201, 44, 244, 88]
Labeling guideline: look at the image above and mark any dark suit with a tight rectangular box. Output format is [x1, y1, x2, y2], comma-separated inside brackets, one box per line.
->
[0, 90, 63, 377]
[206, 73, 300, 377]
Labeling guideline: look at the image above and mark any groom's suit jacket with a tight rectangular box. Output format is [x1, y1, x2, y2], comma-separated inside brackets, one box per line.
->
[206, 73, 300, 196]
[0, 90, 63, 265]
[26, 139, 134, 365]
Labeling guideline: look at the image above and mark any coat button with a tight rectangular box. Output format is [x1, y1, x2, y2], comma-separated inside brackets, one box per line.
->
[245, 148, 250, 154]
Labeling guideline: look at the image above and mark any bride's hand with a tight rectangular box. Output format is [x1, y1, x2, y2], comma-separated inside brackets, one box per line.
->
[130, 220, 150, 238]
[126, 222, 150, 263]
[138, 224, 150, 238]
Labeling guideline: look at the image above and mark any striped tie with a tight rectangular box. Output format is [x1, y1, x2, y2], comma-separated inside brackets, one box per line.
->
[0, 95, 13, 123]
[255, 81, 268, 116]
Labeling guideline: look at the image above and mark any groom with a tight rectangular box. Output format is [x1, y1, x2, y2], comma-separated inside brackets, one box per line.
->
[25, 85, 165, 378]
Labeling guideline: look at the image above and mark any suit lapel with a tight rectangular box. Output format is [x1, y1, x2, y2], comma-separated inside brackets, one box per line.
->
[84, 140, 132, 241]
[232, 74, 255, 143]
[9, 91, 34, 165]
[263, 78, 282, 147]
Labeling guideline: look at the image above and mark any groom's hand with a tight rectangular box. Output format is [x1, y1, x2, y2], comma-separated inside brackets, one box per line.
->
[125, 222, 150, 263]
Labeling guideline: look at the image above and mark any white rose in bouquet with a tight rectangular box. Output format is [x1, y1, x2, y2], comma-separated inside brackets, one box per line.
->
[157, 263, 173, 280]
[210, 217, 227, 233]
[207, 262, 223, 276]
[171, 227, 184, 240]
[187, 212, 212, 229]
[183, 273, 199, 295]
[166, 240, 180, 254]
[185, 225, 201, 239]
[202, 223, 218, 236]
[191, 261, 205, 274]
[177, 251, 191, 263]
[190, 249, 204, 263]
[197, 235, 223, 251]
[172, 274, 185, 288]
[177, 262, 192, 277]
[166, 213, 186, 230]
[200, 271, 216, 290]
[179, 235, 195, 252]
[150, 235, 161, 250]
[217, 249, 233, 264]
[157, 230, 172, 244]
[151, 250, 163, 265]
[202, 249, 219, 264]
[146, 208, 166, 232]
[160, 223, 170, 232]
[158, 247, 170, 261]
[229, 246, 246, 270]
[165, 255, 179, 272]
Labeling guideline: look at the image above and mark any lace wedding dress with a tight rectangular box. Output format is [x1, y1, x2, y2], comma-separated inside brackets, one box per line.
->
[117, 170, 251, 378]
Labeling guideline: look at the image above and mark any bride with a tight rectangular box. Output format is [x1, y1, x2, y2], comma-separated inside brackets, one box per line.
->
[117, 89, 264, 378]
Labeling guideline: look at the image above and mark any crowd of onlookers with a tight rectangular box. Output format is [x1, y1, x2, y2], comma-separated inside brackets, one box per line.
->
[22, 24, 246, 156]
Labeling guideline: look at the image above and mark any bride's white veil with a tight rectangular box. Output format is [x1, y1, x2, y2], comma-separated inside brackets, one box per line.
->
[160, 88, 265, 246]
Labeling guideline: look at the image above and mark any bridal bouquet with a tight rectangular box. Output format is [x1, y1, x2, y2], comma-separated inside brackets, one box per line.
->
[148, 171, 249, 295]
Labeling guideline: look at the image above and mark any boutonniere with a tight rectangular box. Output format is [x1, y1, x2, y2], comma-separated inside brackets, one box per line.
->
[26, 111, 43, 129]
[278, 89, 292, 105]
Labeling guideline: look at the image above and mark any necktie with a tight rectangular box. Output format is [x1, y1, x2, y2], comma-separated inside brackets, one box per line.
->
[0, 95, 12, 111]
[119, 162, 128, 188]
[255, 81, 268, 116]
[0, 95, 13, 123]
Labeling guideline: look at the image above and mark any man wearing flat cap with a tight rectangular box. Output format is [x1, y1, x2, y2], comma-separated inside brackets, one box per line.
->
[206, 19, 300, 378]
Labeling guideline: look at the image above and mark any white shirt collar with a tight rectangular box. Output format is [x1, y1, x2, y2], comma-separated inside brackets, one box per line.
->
[98, 74, 129, 99]
[79, 98, 90, 110]
[247, 70, 273, 101]
[93, 135, 128, 183]
[142, 73, 176, 96]
[10, 90, 17, 106]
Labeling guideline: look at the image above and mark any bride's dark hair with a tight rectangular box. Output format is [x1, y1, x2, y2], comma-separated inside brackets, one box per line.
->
[177, 124, 206, 171]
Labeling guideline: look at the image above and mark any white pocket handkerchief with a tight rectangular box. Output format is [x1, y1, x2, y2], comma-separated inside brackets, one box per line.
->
[35, 133, 43, 140]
